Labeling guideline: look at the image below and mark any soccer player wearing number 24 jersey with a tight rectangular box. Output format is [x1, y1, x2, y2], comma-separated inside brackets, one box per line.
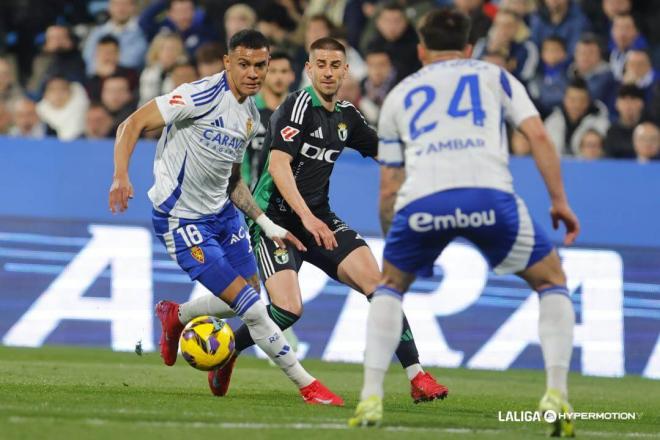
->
[350, 10, 580, 435]
[108, 30, 342, 406]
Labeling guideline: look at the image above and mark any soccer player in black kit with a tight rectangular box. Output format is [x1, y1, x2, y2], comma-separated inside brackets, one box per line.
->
[209, 37, 449, 403]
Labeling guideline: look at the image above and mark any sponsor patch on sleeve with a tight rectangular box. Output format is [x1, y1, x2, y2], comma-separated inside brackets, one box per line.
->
[280, 126, 300, 142]
[168, 94, 186, 107]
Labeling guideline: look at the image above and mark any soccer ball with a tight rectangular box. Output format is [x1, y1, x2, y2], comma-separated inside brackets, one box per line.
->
[179, 316, 235, 371]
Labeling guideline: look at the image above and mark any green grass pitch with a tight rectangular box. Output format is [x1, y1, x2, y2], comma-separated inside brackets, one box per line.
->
[0, 346, 657, 439]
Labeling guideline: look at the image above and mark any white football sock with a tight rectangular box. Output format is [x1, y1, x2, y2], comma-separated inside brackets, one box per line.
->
[232, 286, 314, 389]
[178, 293, 236, 324]
[405, 363, 424, 381]
[361, 289, 403, 400]
[538, 290, 574, 399]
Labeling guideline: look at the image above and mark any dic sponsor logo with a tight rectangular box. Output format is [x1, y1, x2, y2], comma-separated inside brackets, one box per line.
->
[409, 208, 496, 232]
[300, 143, 340, 163]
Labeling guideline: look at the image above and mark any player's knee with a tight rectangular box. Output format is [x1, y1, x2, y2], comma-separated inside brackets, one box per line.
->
[530, 267, 566, 292]
[357, 271, 381, 295]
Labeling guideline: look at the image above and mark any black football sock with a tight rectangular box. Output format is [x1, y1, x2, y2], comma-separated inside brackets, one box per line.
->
[234, 303, 299, 352]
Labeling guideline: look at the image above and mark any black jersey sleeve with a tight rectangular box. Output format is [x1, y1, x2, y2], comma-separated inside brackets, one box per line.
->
[267, 90, 312, 158]
[341, 101, 379, 158]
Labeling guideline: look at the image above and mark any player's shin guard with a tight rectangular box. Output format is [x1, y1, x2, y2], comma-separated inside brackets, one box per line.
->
[367, 293, 422, 379]
[230, 285, 313, 388]
[233, 303, 299, 351]
[178, 294, 236, 324]
[361, 286, 404, 400]
[538, 286, 574, 398]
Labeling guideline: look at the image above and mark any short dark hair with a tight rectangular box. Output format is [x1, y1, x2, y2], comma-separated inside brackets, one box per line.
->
[381, 1, 406, 15]
[365, 43, 391, 59]
[567, 77, 590, 94]
[195, 42, 225, 64]
[168, 0, 195, 8]
[542, 36, 567, 51]
[417, 8, 471, 51]
[228, 29, 270, 52]
[309, 37, 346, 55]
[258, 3, 296, 31]
[270, 51, 293, 66]
[105, 74, 130, 86]
[88, 101, 110, 113]
[617, 84, 645, 100]
[578, 33, 602, 47]
[98, 34, 120, 48]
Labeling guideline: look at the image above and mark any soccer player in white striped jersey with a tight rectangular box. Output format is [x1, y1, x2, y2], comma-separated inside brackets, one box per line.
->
[349, 10, 580, 435]
[109, 30, 343, 406]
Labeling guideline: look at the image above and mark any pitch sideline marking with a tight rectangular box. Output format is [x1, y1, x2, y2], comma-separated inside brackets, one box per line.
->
[5, 415, 658, 437]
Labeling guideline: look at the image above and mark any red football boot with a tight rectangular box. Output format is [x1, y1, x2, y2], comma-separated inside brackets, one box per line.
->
[208, 353, 238, 396]
[299, 380, 344, 406]
[155, 300, 184, 366]
[410, 372, 449, 404]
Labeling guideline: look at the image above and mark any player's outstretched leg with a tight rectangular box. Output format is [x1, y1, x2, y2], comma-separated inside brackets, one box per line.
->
[519, 251, 575, 437]
[218, 277, 343, 406]
[339, 246, 448, 404]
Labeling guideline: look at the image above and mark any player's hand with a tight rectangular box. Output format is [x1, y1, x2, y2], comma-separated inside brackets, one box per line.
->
[256, 214, 307, 252]
[301, 213, 338, 251]
[271, 231, 307, 252]
[109, 174, 134, 214]
[550, 201, 580, 246]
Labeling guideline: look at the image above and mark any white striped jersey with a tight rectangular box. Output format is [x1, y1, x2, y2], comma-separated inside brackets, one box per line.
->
[148, 71, 260, 219]
[378, 59, 539, 212]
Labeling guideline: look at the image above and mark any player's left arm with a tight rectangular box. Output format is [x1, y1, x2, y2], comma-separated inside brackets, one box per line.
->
[502, 70, 580, 245]
[227, 163, 306, 251]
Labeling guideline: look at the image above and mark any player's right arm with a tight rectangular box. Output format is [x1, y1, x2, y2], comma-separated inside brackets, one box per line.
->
[269, 150, 337, 250]
[109, 100, 165, 213]
[502, 70, 580, 245]
[267, 93, 338, 250]
[109, 79, 225, 213]
[376, 90, 406, 236]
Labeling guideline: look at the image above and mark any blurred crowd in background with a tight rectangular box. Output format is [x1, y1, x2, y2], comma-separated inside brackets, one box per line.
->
[0, 0, 658, 162]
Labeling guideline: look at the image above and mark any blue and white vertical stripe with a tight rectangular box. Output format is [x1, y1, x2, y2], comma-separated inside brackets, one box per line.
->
[157, 153, 187, 214]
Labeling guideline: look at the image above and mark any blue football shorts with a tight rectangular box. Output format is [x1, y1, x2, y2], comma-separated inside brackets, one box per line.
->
[383, 188, 554, 277]
[152, 202, 258, 295]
